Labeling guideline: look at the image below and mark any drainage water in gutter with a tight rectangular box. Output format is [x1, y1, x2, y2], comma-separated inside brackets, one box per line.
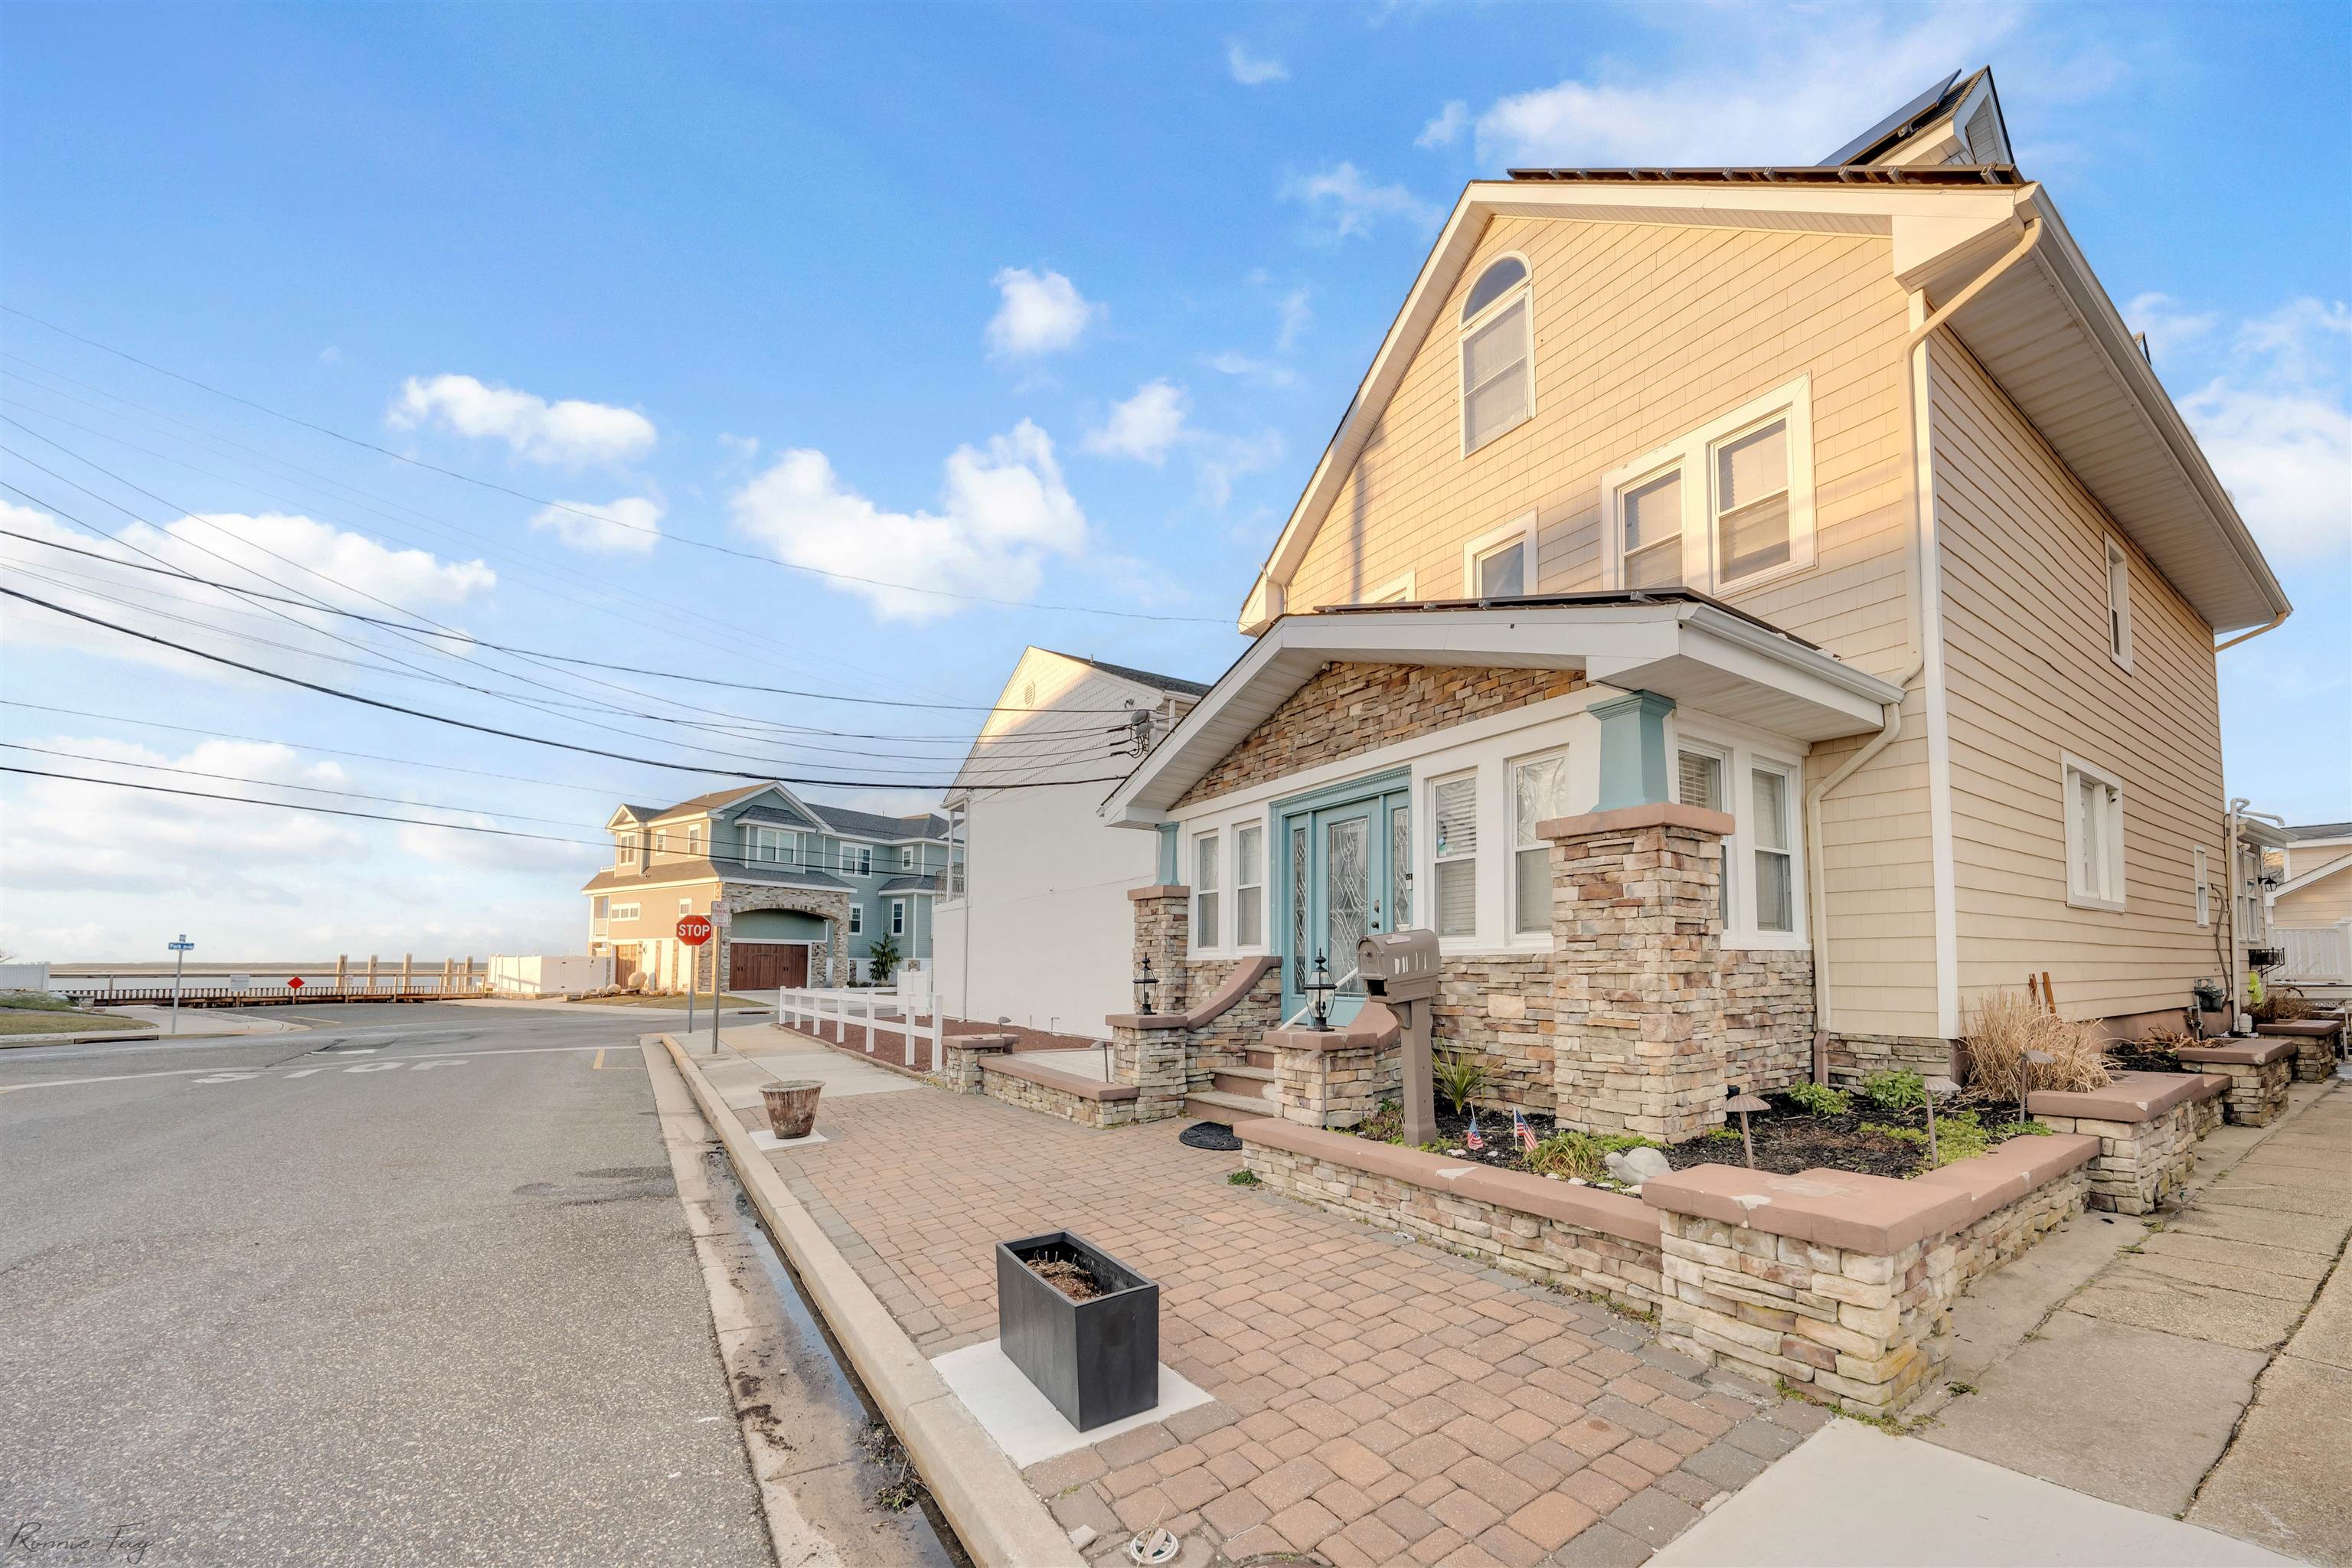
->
[702, 1148, 972, 1568]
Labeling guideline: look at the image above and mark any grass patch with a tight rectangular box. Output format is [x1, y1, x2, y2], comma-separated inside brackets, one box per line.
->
[1227, 1168, 1261, 1187]
[0, 1010, 154, 1036]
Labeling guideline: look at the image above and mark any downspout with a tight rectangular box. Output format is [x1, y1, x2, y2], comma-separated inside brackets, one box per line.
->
[1805, 217, 2043, 1063]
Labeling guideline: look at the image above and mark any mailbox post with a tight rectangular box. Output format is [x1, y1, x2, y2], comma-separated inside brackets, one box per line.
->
[1358, 929, 1442, 1147]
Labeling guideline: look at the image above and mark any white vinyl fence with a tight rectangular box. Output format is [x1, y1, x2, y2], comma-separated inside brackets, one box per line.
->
[2275, 923, 2352, 984]
[777, 985, 943, 1070]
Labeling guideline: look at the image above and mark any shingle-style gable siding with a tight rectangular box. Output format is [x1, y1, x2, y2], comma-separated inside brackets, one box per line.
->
[1171, 662, 1586, 811]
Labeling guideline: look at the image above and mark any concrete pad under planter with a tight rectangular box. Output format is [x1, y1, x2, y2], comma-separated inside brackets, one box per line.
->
[2187, 1354, 2352, 1563]
[749, 1129, 829, 1152]
[1653, 1418, 2294, 1566]
[1926, 1308, 2267, 1517]
[929, 1339, 1213, 1469]
[2069, 1268, 2309, 1352]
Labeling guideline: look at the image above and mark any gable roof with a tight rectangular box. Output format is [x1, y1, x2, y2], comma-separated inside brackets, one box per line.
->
[2275, 850, 2352, 899]
[805, 802, 948, 842]
[2286, 822, 2352, 841]
[1041, 649, 1214, 698]
[648, 784, 778, 823]
[1238, 112, 2287, 641]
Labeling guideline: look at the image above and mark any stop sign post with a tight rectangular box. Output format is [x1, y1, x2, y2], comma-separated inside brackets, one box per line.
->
[678, 915, 714, 1035]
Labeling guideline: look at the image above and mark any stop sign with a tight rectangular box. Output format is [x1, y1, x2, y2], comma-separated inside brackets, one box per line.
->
[677, 915, 714, 946]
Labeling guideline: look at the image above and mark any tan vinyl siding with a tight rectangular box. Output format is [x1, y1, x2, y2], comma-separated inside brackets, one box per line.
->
[1284, 213, 1938, 1036]
[2275, 863, 2352, 926]
[1930, 335, 2226, 1020]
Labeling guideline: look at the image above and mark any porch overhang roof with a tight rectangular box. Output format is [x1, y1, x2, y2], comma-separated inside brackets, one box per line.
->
[1101, 594, 1906, 824]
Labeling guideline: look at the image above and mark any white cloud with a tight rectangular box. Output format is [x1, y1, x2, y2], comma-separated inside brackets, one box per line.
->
[528, 494, 663, 556]
[2177, 298, 2352, 564]
[1195, 430, 1286, 508]
[0, 501, 495, 681]
[727, 420, 1088, 622]
[1470, 9, 2025, 168]
[1205, 351, 1298, 387]
[1281, 162, 1439, 240]
[1226, 40, 1289, 86]
[1084, 381, 1191, 465]
[2125, 292, 2219, 364]
[388, 374, 657, 467]
[985, 268, 1099, 358]
[1416, 100, 1468, 149]
[1276, 289, 1313, 351]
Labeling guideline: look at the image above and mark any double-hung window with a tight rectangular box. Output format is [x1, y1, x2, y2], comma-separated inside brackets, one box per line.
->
[1235, 825, 1263, 949]
[686, 826, 701, 858]
[2194, 846, 2211, 927]
[890, 900, 906, 937]
[1462, 514, 1534, 599]
[2105, 540, 2133, 670]
[1510, 753, 1571, 936]
[2063, 756, 2126, 911]
[849, 904, 864, 935]
[618, 840, 637, 867]
[1750, 767, 1795, 933]
[900, 847, 915, 870]
[1193, 833, 1220, 949]
[854, 845, 873, 877]
[1604, 377, 1815, 596]
[1432, 774, 1478, 938]
[1459, 256, 1532, 456]
[1678, 748, 1732, 926]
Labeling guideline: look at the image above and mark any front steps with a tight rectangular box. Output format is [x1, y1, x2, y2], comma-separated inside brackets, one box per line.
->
[1184, 1061, 1277, 1125]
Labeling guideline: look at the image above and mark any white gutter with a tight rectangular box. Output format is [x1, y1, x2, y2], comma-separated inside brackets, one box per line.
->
[1804, 217, 2043, 1054]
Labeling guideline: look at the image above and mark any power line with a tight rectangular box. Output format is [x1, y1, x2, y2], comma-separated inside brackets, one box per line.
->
[2, 306, 1227, 623]
[3, 763, 956, 877]
[2, 586, 1139, 791]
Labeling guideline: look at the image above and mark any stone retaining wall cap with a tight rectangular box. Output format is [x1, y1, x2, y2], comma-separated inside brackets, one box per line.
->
[2028, 1070, 2213, 1121]
[2176, 1039, 2297, 1066]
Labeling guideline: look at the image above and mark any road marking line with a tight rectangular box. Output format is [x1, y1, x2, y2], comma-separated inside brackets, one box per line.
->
[343, 1062, 404, 1073]
[1, 1043, 618, 1093]
[283, 1068, 324, 1077]
[412, 1060, 466, 1070]
[593, 1047, 606, 1070]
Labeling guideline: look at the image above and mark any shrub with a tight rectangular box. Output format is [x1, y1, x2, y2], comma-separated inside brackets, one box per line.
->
[1701, 1126, 1742, 1143]
[1524, 1129, 1659, 1180]
[1962, 990, 2110, 1100]
[1860, 1070, 1926, 1112]
[1782, 1081, 1851, 1117]
[1358, 1101, 1403, 1143]
[2252, 988, 2315, 1023]
[1867, 1109, 1991, 1167]
[1432, 1051, 1491, 1116]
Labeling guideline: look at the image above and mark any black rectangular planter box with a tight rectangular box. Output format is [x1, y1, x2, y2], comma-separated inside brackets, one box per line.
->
[995, 1230, 1158, 1432]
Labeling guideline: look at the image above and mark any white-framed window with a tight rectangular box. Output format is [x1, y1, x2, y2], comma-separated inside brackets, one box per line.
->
[889, 899, 906, 937]
[855, 845, 873, 876]
[611, 902, 640, 921]
[2194, 845, 2211, 927]
[1510, 751, 1571, 936]
[686, 826, 702, 859]
[747, 825, 795, 864]
[679, 898, 691, 915]
[1431, 773, 1478, 938]
[617, 839, 638, 866]
[1677, 746, 1733, 926]
[1750, 766, 1796, 933]
[2063, 756, 2126, 911]
[849, 903, 864, 935]
[1366, 571, 1417, 605]
[1236, 825, 1264, 949]
[1459, 255, 1533, 456]
[593, 896, 609, 919]
[900, 846, 915, 869]
[1462, 513, 1534, 599]
[1193, 832, 1220, 949]
[1602, 376, 1816, 596]
[2105, 539, 2133, 670]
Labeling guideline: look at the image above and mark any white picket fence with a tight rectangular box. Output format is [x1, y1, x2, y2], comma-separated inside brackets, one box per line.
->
[2275, 922, 2352, 983]
[776, 985, 943, 1070]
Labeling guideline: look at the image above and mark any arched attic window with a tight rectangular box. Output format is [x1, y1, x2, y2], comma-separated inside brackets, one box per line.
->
[1459, 255, 1533, 456]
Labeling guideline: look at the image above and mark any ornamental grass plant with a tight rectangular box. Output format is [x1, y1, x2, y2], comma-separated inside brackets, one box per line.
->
[1963, 988, 2111, 1100]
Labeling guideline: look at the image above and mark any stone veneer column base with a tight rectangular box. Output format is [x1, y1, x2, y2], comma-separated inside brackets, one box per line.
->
[1540, 803, 1736, 1143]
[1109, 1022, 1189, 1122]
[2028, 1071, 2226, 1215]
[2177, 1041, 2295, 1126]
[939, 1034, 1014, 1093]
[1264, 1011, 1400, 1128]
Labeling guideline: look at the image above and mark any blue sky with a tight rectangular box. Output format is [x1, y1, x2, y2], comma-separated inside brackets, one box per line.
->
[2, 2, 2346, 960]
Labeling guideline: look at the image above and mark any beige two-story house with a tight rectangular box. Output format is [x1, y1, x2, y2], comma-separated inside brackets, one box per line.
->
[1097, 69, 2292, 1128]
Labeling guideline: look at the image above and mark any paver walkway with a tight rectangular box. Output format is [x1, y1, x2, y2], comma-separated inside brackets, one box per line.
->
[717, 1067, 1831, 1568]
[1919, 1078, 2349, 1564]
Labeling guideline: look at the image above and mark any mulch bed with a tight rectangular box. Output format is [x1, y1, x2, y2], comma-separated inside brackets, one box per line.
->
[1354, 1103, 1567, 1171]
[2104, 1046, 2193, 1075]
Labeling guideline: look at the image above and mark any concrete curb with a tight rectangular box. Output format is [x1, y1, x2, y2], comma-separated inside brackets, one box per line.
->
[0, 1020, 308, 1047]
[656, 1034, 1083, 1568]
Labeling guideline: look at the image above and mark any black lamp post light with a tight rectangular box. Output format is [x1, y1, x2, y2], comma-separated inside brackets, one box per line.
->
[1305, 950, 1336, 1031]
[1132, 956, 1157, 1017]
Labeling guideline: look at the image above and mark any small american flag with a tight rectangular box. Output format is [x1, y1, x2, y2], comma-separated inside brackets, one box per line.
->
[1465, 1111, 1485, 1152]
[1514, 1110, 1537, 1152]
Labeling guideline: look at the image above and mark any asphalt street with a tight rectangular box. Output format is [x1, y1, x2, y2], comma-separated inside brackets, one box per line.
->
[0, 1004, 805, 1567]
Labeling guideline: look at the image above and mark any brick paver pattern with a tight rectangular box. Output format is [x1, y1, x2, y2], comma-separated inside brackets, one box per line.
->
[735, 1083, 1831, 1566]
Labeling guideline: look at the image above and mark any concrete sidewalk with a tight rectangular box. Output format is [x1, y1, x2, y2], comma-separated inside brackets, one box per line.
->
[696, 1055, 1835, 1568]
[1916, 1080, 2347, 1564]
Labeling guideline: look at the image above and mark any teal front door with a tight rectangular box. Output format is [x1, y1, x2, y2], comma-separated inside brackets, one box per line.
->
[1278, 774, 1411, 1025]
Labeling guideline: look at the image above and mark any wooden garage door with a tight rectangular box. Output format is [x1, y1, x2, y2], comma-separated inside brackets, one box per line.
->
[729, 942, 808, 990]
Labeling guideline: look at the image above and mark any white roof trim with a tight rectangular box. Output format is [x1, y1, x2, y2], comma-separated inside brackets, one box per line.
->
[2275, 851, 2352, 898]
[1103, 599, 1904, 823]
[1241, 178, 2288, 638]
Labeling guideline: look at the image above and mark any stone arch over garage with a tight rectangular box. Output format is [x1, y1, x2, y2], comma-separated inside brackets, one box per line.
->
[714, 884, 851, 988]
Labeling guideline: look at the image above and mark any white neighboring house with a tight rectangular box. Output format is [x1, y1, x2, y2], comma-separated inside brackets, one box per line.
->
[935, 648, 1210, 1035]
[2269, 820, 2352, 989]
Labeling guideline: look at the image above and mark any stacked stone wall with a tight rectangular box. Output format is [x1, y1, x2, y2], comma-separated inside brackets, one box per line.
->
[2036, 1098, 2202, 1215]
[981, 1064, 1137, 1129]
[1183, 958, 1284, 1091]
[1720, 946, 1814, 1093]
[1268, 1040, 1398, 1129]
[1825, 1033, 1955, 1085]
[1172, 662, 1586, 809]
[1432, 952, 1555, 1114]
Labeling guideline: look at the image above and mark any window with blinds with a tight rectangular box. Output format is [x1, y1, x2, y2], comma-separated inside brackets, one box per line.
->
[1511, 753, 1570, 935]
[1194, 832, 1220, 949]
[1714, 420, 1791, 583]
[1753, 767, 1795, 932]
[1622, 470, 1684, 590]
[1432, 775, 1478, 936]
[1680, 749, 1730, 931]
[1459, 257, 1532, 456]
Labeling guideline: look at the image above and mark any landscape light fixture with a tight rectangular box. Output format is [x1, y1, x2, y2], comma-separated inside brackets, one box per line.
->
[1132, 957, 1157, 1017]
[1725, 1087, 1770, 1169]
[1922, 1074, 1959, 1166]
[1305, 951, 1336, 1032]
[2019, 1049, 2055, 1127]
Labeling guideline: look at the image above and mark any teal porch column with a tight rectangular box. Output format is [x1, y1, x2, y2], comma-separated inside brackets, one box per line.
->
[1591, 691, 1677, 809]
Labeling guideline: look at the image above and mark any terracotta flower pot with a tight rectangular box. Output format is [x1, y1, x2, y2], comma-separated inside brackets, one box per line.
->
[762, 1079, 822, 1140]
